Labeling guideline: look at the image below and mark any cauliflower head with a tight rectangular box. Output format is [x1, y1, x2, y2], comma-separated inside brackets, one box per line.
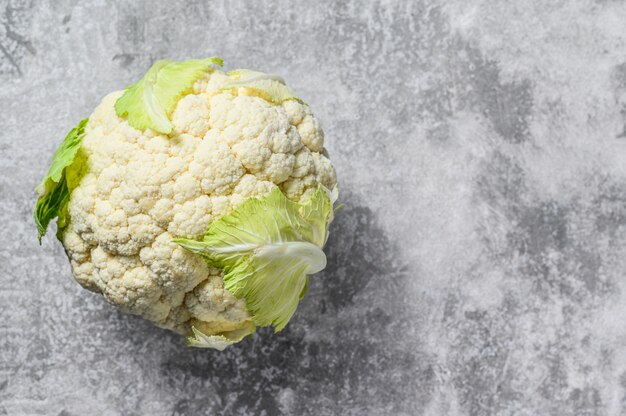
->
[34, 57, 338, 349]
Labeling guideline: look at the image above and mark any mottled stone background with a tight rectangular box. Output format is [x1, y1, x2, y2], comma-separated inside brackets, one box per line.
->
[2, 0, 626, 415]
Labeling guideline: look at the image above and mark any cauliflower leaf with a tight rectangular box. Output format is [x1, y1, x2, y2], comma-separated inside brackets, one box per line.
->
[186, 324, 255, 350]
[115, 57, 223, 134]
[222, 69, 304, 105]
[174, 186, 335, 331]
[34, 118, 89, 243]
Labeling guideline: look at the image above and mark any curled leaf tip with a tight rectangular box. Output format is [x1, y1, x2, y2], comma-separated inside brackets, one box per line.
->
[221, 69, 304, 105]
[186, 325, 255, 350]
[115, 57, 223, 134]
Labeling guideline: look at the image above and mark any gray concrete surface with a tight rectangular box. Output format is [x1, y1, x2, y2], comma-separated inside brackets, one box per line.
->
[2, 0, 626, 415]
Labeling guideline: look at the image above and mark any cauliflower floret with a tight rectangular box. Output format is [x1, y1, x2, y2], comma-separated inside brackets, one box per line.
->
[171, 93, 211, 137]
[167, 195, 212, 239]
[189, 132, 244, 195]
[139, 232, 208, 295]
[185, 273, 250, 323]
[90, 246, 170, 322]
[60, 68, 337, 338]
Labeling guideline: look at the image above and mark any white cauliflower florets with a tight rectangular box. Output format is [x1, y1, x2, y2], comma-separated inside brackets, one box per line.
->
[60, 72, 336, 338]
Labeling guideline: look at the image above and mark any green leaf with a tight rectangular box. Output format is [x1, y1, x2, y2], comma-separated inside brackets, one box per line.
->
[299, 186, 334, 247]
[186, 324, 255, 350]
[115, 57, 223, 134]
[222, 69, 304, 105]
[174, 186, 336, 331]
[34, 118, 89, 243]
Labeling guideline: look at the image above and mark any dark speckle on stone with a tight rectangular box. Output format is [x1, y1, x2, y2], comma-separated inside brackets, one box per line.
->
[113, 53, 137, 68]
[611, 63, 626, 138]
[465, 47, 533, 144]
[0, 0, 36, 77]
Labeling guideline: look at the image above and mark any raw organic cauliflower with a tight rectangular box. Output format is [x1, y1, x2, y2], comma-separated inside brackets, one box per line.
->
[34, 57, 338, 349]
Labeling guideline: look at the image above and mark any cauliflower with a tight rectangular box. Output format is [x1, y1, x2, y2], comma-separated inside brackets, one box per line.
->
[34, 57, 338, 349]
